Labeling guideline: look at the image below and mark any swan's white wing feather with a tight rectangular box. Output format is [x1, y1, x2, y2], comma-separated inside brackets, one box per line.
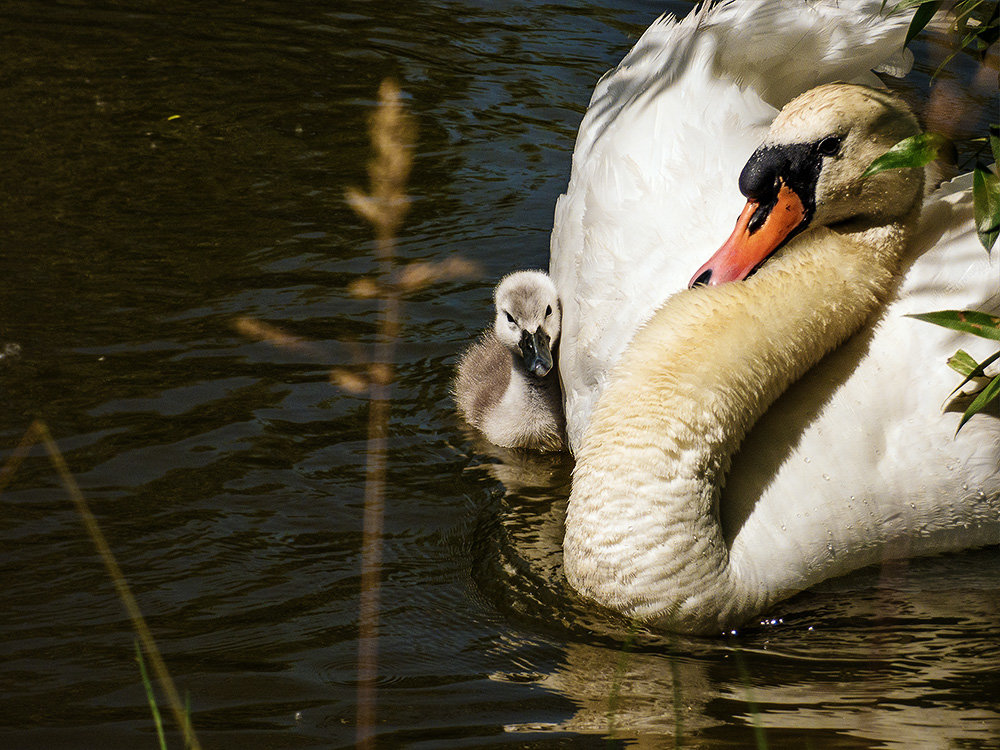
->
[705, 0, 914, 104]
[551, 0, 917, 451]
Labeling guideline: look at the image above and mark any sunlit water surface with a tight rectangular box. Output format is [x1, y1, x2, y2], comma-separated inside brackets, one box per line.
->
[1, 1, 998, 748]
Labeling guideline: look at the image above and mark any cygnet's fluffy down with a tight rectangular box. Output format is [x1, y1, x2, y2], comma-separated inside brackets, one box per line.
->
[455, 270, 565, 451]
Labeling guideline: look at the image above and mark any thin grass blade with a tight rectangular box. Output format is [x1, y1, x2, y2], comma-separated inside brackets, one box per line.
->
[136, 640, 168, 750]
[958, 373, 1000, 432]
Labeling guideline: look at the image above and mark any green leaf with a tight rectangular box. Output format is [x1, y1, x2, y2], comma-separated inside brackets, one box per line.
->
[908, 309, 1000, 340]
[973, 166, 1000, 253]
[963, 0, 1000, 56]
[136, 640, 168, 750]
[887, 0, 938, 13]
[929, 50, 960, 82]
[947, 349, 980, 376]
[957, 373, 1000, 433]
[905, 0, 942, 44]
[947, 349, 1000, 399]
[990, 124, 1000, 166]
[862, 132, 952, 178]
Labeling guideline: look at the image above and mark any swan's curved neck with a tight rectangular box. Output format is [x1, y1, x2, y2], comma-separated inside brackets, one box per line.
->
[564, 221, 911, 633]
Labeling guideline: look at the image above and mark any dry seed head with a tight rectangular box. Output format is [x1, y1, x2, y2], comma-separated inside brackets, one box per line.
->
[398, 262, 435, 291]
[347, 78, 416, 238]
[233, 317, 306, 351]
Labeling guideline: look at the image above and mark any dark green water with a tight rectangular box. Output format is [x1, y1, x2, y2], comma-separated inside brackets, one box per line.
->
[1, 2, 998, 748]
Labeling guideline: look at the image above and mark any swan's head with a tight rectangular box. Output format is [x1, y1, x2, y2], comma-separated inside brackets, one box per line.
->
[493, 270, 561, 377]
[690, 83, 923, 287]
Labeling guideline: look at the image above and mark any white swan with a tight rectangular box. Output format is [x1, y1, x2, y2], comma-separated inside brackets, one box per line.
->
[563, 83, 1000, 634]
[550, 0, 921, 451]
[455, 270, 565, 452]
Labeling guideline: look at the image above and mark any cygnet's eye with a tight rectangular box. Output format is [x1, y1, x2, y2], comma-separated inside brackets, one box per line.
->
[505, 311, 515, 324]
[817, 135, 842, 157]
[545, 305, 552, 317]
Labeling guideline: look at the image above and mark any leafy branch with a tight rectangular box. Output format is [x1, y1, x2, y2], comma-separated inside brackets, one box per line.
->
[874, 0, 1000, 251]
[864, 126, 999, 253]
[868, 1, 1000, 431]
[868, 127, 1000, 429]
[896, 0, 1000, 61]
[908, 311, 1000, 430]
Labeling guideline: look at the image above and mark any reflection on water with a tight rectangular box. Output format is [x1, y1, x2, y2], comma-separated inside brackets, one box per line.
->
[0, 1, 997, 748]
[489, 449, 1000, 748]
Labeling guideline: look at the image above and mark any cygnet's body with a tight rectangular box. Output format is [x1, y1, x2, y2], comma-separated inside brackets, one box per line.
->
[455, 271, 565, 452]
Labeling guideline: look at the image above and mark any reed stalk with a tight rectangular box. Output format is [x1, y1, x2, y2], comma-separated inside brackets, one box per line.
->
[346, 78, 415, 750]
[0, 420, 200, 749]
[236, 78, 473, 747]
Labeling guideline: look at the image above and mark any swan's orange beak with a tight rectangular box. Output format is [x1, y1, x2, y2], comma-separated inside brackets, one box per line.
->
[689, 181, 806, 287]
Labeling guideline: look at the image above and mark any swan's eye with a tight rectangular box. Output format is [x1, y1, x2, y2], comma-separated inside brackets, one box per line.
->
[545, 305, 552, 317]
[817, 135, 841, 157]
[505, 311, 515, 324]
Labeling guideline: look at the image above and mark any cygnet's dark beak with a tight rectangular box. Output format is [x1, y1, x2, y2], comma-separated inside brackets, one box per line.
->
[519, 328, 553, 377]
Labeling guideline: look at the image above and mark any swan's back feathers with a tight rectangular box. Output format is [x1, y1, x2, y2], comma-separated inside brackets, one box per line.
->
[551, 0, 917, 452]
[571, 0, 913, 168]
[708, 1, 913, 104]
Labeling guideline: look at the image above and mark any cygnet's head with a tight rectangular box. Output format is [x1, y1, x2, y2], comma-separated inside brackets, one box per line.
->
[690, 83, 923, 287]
[493, 270, 561, 377]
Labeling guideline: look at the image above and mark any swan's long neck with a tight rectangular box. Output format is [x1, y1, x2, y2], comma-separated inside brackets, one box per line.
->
[564, 221, 910, 633]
